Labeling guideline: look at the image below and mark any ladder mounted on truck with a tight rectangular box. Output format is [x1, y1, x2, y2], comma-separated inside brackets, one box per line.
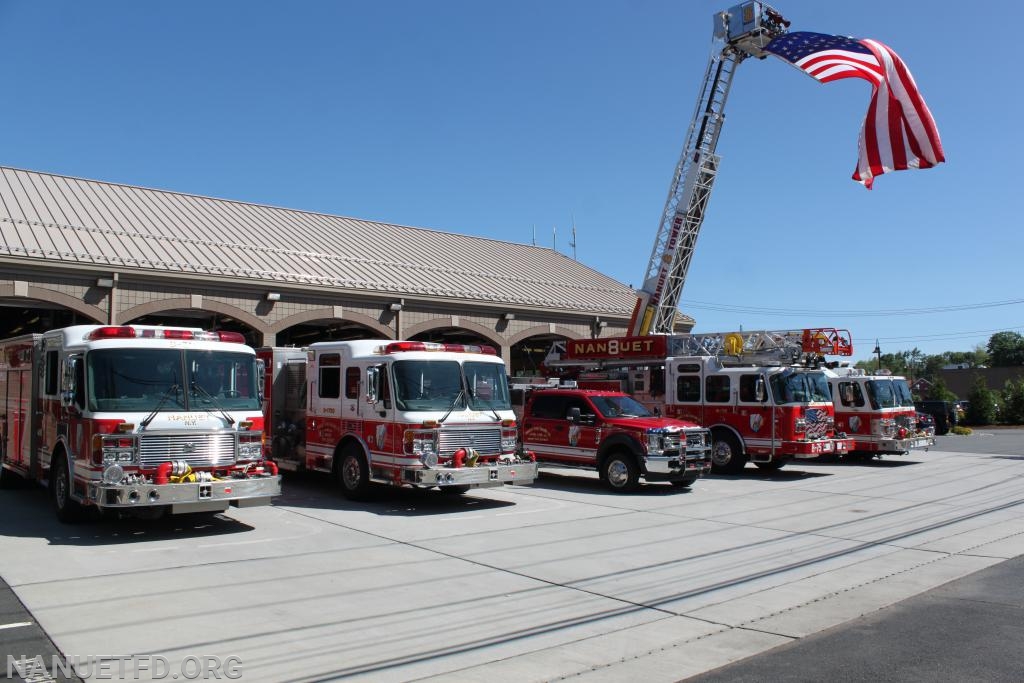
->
[629, 2, 790, 336]
[667, 328, 853, 366]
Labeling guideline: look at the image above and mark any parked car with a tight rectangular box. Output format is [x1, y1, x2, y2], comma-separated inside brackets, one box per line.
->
[915, 400, 958, 435]
[916, 411, 936, 436]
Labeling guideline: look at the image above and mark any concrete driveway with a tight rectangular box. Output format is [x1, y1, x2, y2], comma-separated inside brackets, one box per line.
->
[1, 434, 1022, 682]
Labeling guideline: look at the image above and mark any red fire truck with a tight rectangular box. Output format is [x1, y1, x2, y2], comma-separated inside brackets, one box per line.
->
[259, 340, 538, 499]
[544, 329, 854, 473]
[0, 325, 282, 522]
[825, 367, 934, 458]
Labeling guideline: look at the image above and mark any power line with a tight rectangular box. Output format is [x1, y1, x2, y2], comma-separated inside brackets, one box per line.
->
[874, 325, 1024, 344]
[681, 298, 1024, 317]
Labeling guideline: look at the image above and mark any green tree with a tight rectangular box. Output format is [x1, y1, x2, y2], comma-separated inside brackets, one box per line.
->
[966, 377, 998, 425]
[1001, 377, 1024, 424]
[987, 331, 1024, 366]
[947, 345, 989, 368]
[927, 377, 958, 401]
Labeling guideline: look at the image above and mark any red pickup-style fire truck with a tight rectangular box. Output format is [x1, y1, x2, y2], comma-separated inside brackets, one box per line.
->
[0, 325, 282, 522]
[515, 384, 712, 492]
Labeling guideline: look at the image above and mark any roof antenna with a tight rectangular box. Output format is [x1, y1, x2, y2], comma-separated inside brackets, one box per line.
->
[532, 224, 536, 246]
[570, 214, 577, 260]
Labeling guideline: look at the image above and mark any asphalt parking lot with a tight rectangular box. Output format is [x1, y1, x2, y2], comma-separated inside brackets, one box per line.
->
[2, 430, 1023, 682]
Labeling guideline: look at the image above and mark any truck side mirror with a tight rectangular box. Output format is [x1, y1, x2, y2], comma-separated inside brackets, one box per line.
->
[256, 359, 266, 407]
[60, 355, 82, 413]
[567, 406, 582, 423]
[366, 366, 380, 404]
[755, 377, 766, 403]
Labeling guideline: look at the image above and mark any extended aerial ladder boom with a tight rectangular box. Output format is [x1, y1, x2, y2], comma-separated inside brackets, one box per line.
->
[628, 2, 790, 336]
[665, 328, 853, 366]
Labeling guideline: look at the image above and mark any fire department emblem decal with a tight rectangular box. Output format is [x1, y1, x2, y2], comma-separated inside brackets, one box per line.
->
[750, 413, 763, 433]
[568, 424, 580, 447]
[849, 416, 861, 433]
[375, 424, 387, 447]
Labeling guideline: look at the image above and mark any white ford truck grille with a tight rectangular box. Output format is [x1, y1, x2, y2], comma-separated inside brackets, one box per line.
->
[139, 432, 236, 468]
[438, 428, 501, 456]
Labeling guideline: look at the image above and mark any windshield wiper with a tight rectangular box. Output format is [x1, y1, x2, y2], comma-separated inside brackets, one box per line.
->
[439, 389, 465, 424]
[190, 381, 236, 426]
[141, 383, 180, 428]
[468, 388, 502, 420]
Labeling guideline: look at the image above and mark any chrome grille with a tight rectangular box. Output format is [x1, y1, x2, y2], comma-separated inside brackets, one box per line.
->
[438, 427, 501, 456]
[685, 431, 705, 449]
[662, 433, 683, 451]
[139, 432, 235, 468]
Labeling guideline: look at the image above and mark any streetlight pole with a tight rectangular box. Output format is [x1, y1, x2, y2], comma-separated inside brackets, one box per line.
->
[873, 339, 881, 373]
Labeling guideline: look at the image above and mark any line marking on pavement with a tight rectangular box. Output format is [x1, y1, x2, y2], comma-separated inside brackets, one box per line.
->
[0, 621, 33, 630]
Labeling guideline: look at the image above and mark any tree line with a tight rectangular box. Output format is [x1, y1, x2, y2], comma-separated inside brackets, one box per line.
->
[852, 331, 1024, 426]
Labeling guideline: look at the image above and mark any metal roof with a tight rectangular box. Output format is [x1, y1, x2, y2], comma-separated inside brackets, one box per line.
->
[0, 166, 637, 315]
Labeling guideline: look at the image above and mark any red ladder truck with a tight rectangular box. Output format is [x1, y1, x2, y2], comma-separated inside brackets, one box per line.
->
[544, 329, 854, 473]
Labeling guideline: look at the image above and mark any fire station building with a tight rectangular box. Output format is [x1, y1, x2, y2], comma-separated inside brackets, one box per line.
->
[0, 166, 691, 376]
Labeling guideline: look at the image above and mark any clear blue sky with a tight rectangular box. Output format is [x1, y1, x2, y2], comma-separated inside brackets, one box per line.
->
[1, 1, 1017, 363]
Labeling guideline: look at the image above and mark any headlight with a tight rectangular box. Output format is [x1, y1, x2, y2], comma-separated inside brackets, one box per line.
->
[237, 432, 263, 460]
[501, 428, 518, 452]
[646, 431, 665, 455]
[98, 435, 137, 465]
[404, 429, 438, 464]
[795, 418, 807, 433]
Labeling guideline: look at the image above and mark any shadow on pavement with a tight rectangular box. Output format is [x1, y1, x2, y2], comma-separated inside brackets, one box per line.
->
[272, 470, 518, 516]
[0, 486, 254, 546]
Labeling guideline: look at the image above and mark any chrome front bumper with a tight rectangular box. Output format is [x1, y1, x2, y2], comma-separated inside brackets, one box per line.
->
[90, 475, 282, 511]
[406, 461, 539, 488]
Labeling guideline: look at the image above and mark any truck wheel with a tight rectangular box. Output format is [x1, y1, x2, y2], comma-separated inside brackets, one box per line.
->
[336, 444, 372, 501]
[439, 485, 471, 495]
[601, 451, 639, 493]
[51, 454, 83, 523]
[670, 472, 699, 488]
[755, 460, 786, 471]
[711, 432, 747, 475]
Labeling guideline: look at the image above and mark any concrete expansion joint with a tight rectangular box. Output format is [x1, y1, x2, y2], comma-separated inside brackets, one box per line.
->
[550, 624, 732, 681]
[734, 552, 953, 628]
[955, 528, 1024, 555]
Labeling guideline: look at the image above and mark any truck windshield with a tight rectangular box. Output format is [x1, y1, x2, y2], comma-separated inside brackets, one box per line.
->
[893, 379, 915, 407]
[392, 360, 512, 412]
[770, 370, 832, 405]
[590, 394, 653, 418]
[87, 349, 259, 412]
[867, 378, 916, 409]
[464, 361, 512, 411]
[392, 360, 465, 411]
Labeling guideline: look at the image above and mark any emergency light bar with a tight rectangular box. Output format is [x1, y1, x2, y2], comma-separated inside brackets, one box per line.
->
[85, 326, 247, 344]
[382, 341, 497, 356]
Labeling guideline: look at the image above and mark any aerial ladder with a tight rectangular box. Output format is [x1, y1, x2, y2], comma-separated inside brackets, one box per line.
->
[628, 2, 790, 336]
[665, 327, 854, 366]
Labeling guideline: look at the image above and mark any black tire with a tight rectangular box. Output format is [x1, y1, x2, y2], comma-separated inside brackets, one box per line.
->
[670, 472, 700, 488]
[336, 444, 372, 501]
[601, 451, 640, 493]
[755, 459, 786, 471]
[51, 454, 83, 524]
[710, 432, 748, 475]
[439, 485, 471, 495]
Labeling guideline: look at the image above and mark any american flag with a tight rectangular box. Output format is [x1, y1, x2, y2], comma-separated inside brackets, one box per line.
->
[764, 31, 945, 189]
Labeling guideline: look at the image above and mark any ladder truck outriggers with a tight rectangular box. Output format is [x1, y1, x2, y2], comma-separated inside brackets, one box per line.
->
[544, 328, 854, 473]
[259, 340, 538, 499]
[825, 367, 934, 459]
[0, 325, 282, 522]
